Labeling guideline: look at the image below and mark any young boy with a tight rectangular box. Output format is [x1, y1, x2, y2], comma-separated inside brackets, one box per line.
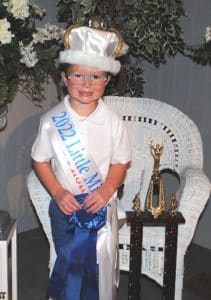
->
[31, 24, 131, 300]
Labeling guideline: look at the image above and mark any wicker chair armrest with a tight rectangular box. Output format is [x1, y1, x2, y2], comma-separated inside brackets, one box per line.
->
[27, 170, 57, 271]
[176, 167, 211, 254]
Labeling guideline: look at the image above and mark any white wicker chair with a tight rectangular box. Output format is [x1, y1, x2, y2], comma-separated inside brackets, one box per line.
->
[27, 96, 211, 300]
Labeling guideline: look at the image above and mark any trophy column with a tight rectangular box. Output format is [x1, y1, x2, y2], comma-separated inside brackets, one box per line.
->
[126, 212, 185, 300]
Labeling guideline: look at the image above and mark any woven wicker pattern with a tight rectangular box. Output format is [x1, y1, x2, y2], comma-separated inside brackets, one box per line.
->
[27, 171, 56, 272]
[27, 96, 210, 300]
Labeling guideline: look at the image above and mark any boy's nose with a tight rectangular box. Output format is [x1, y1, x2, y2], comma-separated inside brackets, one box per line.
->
[82, 79, 92, 87]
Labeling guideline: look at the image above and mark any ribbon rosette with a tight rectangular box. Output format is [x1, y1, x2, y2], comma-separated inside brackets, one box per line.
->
[69, 193, 108, 230]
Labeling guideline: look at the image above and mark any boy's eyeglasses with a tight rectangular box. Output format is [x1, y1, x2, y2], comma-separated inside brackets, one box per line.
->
[67, 73, 108, 85]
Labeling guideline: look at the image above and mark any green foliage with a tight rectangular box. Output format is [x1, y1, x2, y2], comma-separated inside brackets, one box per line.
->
[57, 0, 186, 96]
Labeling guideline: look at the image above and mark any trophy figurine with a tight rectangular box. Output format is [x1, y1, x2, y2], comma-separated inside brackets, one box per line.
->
[145, 140, 166, 218]
[132, 193, 141, 216]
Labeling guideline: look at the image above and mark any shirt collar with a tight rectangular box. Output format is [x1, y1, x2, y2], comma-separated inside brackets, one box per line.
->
[64, 95, 106, 125]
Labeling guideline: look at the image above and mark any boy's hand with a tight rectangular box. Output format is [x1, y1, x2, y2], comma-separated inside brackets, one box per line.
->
[55, 188, 81, 215]
[83, 163, 129, 213]
[83, 186, 110, 213]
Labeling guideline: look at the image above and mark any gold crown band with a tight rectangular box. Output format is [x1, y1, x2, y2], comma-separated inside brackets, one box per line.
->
[63, 24, 80, 49]
[109, 28, 123, 57]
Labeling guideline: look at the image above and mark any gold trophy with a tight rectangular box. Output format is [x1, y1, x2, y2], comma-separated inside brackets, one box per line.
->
[145, 141, 166, 218]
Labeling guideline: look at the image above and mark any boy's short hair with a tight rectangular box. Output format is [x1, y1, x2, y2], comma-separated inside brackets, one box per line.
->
[59, 63, 71, 76]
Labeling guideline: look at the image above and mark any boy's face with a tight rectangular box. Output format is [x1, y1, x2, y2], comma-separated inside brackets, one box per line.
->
[61, 64, 110, 107]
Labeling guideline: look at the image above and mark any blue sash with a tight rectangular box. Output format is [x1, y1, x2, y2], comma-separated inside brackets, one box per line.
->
[47, 194, 107, 300]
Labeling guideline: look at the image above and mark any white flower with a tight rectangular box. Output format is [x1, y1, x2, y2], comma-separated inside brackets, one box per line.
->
[0, 18, 14, 45]
[32, 23, 63, 44]
[205, 26, 211, 43]
[19, 41, 38, 67]
[7, 0, 30, 20]
[30, 3, 45, 18]
[2, 1, 9, 8]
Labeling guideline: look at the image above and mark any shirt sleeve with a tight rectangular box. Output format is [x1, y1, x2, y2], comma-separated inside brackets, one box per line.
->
[111, 114, 131, 164]
[31, 116, 53, 162]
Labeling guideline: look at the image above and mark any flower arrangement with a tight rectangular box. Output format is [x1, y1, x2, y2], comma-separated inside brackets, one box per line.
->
[0, 0, 64, 109]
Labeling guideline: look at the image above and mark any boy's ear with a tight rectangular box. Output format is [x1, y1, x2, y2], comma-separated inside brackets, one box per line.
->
[61, 72, 68, 86]
[105, 75, 111, 85]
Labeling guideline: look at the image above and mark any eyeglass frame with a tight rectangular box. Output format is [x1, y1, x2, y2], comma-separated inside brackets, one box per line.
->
[66, 72, 109, 85]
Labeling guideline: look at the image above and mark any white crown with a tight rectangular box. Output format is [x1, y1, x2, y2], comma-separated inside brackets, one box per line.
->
[59, 25, 128, 74]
